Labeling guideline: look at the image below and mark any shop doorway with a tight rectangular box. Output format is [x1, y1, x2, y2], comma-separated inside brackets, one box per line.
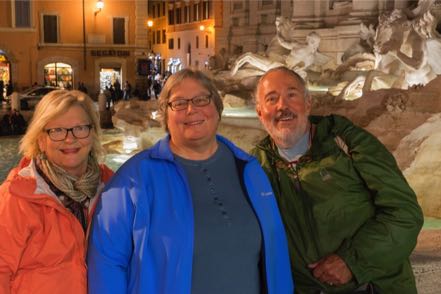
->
[99, 67, 121, 92]
[44, 62, 73, 89]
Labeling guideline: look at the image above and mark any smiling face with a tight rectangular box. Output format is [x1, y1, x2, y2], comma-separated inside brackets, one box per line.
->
[256, 69, 311, 148]
[167, 77, 220, 155]
[38, 104, 93, 177]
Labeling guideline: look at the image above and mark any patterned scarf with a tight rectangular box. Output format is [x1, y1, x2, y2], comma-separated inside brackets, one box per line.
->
[36, 154, 100, 231]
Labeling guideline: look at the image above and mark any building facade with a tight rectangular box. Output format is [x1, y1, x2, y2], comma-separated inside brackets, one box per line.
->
[1, 0, 440, 97]
[0, 0, 150, 97]
[149, 0, 222, 73]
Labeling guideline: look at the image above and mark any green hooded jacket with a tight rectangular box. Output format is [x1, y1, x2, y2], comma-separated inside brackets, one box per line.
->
[251, 115, 423, 294]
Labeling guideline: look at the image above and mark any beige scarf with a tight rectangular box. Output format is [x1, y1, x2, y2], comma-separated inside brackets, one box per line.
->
[37, 153, 100, 204]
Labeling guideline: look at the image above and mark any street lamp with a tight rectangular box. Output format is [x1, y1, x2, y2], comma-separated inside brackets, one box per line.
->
[147, 19, 153, 28]
[95, 0, 104, 16]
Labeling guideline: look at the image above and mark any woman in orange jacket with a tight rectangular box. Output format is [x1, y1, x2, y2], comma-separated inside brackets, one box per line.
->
[0, 90, 113, 293]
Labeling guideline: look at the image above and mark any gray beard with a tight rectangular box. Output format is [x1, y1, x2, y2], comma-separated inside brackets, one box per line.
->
[261, 119, 309, 149]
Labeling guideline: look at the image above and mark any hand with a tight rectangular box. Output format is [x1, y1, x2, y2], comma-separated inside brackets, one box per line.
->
[308, 254, 353, 286]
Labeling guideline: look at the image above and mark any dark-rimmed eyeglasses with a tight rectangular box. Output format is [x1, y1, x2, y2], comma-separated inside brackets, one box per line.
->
[167, 95, 211, 111]
[44, 125, 93, 141]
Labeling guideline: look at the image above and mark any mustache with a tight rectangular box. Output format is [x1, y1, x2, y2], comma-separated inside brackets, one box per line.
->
[275, 109, 297, 120]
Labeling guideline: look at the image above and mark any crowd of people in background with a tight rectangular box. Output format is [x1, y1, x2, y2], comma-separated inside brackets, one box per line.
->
[102, 70, 172, 109]
[0, 108, 26, 135]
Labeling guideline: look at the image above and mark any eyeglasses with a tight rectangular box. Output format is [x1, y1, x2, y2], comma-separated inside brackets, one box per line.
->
[167, 95, 211, 111]
[44, 124, 93, 141]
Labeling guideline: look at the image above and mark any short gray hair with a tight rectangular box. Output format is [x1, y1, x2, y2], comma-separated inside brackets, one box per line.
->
[20, 90, 103, 160]
[158, 69, 223, 132]
[254, 66, 310, 103]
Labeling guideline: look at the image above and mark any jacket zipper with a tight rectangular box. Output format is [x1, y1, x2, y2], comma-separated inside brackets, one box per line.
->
[286, 160, 322, 263]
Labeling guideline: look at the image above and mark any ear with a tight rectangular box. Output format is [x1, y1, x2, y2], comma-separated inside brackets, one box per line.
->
[305, 94, 312, 115]
[37, 135, 46, 154]
[255, 102, 262, 117]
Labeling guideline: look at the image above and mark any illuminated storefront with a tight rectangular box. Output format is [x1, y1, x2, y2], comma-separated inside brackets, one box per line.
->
[44, 62, 73, 89]
[0, 51, 11, 84]
[99, 67, 121, 91]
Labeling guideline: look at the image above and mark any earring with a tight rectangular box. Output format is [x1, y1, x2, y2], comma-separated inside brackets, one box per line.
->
[39, 152, 47, 160]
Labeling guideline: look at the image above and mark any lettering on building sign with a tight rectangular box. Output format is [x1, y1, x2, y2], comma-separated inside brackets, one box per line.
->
[90, 50, 130, 57]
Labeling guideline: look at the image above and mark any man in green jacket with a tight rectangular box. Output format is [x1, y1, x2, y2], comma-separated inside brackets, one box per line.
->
[251, 66, 423, 293]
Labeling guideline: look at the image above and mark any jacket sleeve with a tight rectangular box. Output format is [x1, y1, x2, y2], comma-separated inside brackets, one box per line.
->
[0, 193, 30, 294]
[87, 171, 138, 294]
[331, 115, 424, 283]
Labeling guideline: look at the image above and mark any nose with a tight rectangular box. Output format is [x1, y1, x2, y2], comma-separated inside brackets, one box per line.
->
[185, 102, 197, 113]
[276, 95, 289, 109]
[64, 129, 77, 142]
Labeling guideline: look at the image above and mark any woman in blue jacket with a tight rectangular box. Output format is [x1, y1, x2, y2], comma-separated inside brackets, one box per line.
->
[87, 69, 293, 294]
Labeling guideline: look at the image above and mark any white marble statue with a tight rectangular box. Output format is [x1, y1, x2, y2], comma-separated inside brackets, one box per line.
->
[341, 23, 376, 63]
[372, 3, 439, 86]
[333, 0, 441, 99]
[230, 16, 328, 79]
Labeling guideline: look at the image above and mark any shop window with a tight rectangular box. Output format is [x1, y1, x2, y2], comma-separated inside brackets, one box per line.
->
[113, 17, 126, 44]
[100, 68, 121, 93]
[169, 38, 174, 50]
[43, 15, 58, 43]
[44, 62, 73, 89]
[0, 53, 11, 91]
[162, 30, 166, 44]
[15, 0, 31, 28]
[202, 1, 210, 20]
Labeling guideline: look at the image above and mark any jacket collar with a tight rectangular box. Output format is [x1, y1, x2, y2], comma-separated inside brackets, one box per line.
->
[150, 134, 254, 163]
[8, 158, 111, 208]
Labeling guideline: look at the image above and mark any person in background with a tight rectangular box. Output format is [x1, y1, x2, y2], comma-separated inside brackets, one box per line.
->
[0, 90, 113, 293]
[87, 69, 293, 294]
[0, 109, 13, 135]
[113, 79, 122, 101]
[123, 81, 132, 100]
[153, 72, 162, 99]
[6, 81, 12, 97]
[103, 85, 112, 109]
[251, 66, 423, 294]
[78, 82, 88, 94]
[11, 109, 27, 135]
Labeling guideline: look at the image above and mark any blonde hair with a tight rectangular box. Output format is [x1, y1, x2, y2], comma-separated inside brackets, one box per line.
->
[20, 90, 103, 161]
[158, 69, 223, 132]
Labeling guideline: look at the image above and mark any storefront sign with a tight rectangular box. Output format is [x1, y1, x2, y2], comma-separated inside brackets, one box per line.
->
[91, 50, 130, 57]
